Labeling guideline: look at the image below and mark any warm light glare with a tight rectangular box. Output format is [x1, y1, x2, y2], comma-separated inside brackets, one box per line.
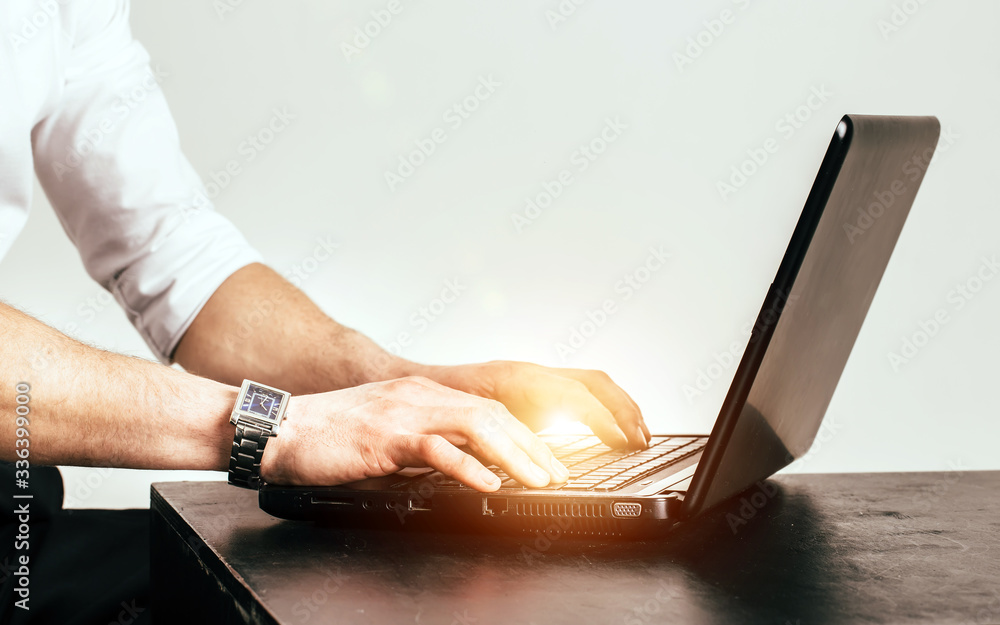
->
[538, 411, 591, 436]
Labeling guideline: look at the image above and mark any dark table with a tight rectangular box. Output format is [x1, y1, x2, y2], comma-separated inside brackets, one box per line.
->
[151, 471, 1000, 624]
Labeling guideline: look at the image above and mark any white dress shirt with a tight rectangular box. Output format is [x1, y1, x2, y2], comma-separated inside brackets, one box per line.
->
[0, 0, 262, 362]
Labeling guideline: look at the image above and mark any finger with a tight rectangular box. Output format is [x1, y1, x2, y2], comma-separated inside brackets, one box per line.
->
[399, 434, 500, 493]
[464, 403, 561, 488]
[540, 375, 629, 448]
[479, 401, 569, 483]
[556, 368, 649, 447]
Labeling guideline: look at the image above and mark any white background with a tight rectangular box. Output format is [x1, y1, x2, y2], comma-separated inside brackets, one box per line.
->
[2, 0, 997, 508]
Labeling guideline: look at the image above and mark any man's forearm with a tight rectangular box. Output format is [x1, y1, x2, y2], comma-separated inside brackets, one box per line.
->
[0, 302, 235, 470]
[170, 264, 646, 451]
[173, 263, 427, 394]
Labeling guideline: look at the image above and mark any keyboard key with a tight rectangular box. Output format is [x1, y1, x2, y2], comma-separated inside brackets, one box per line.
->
[445, 435, 709, 490]
[533, 482, 568, 490]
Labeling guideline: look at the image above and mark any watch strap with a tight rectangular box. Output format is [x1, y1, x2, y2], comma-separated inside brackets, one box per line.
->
[228, 423, 270, 490]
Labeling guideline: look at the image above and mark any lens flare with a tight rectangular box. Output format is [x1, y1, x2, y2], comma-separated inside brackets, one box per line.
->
[538, 411, 590, 436]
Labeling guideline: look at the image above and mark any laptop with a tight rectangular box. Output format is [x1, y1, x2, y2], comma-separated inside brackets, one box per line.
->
[260, 114, 941, 538]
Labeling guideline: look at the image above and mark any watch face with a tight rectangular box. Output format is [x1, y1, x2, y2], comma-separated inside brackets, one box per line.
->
[240, 384, 284, 422]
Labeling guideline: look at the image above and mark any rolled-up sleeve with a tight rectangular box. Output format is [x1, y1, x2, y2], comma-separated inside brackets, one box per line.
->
[31, 0, 262, 363]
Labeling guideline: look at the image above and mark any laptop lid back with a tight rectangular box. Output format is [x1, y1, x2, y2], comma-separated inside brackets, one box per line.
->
[683, 114, 941, 518]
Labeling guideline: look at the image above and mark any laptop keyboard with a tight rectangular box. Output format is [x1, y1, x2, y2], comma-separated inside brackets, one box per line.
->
[424, 435, 707, 492]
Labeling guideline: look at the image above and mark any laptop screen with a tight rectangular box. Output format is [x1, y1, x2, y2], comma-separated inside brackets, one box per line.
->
[685, 115, 941, 517]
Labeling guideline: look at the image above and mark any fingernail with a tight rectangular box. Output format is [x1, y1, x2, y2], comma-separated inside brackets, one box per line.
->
[481, 470, 500, 488]
[530, 464, 550, 485]
[550, 458, 569, 482]
[634, 426, 648, 448]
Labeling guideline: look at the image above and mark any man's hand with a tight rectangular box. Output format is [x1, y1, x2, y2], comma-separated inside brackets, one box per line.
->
[260, 376, 571, 492]
[423, 361, 651, 449]
[176, 265, 650, 489]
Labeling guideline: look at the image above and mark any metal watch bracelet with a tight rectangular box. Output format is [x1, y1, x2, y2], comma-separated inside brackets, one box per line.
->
[228, 423, 271, 490]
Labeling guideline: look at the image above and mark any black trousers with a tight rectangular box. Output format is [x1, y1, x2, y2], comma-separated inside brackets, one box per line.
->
[0, 465, 150, 625]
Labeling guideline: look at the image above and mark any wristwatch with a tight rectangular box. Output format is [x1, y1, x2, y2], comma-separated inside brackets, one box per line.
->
[228, 379, 291, 490]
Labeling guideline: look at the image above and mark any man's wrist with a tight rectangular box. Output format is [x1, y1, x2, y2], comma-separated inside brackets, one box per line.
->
[167, 377, 239, 473]
[210, 385, 242, 472]
[257, 394, 297, 484]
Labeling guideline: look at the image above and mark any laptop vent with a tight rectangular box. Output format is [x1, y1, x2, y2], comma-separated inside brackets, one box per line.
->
[510, 502, 623, 535]
[513, 502, 606, 518]
[515, 515, 623, 537]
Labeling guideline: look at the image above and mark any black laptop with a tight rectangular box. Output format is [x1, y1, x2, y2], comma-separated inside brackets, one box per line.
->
[260, 114, 941, 538]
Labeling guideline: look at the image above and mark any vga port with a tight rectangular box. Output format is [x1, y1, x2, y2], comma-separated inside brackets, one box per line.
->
[611, 502, 642, 518]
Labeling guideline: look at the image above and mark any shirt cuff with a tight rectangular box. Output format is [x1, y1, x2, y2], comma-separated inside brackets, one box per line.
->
[109, 209, 264, 363]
